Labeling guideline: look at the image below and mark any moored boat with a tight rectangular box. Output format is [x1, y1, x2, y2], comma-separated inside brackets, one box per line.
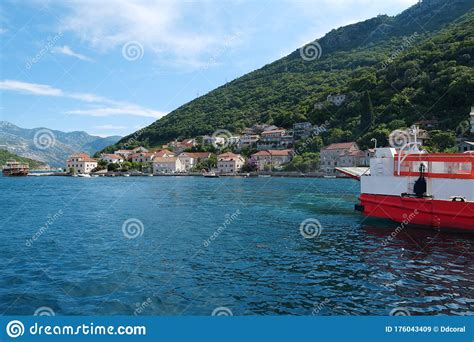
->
[337, 129, 474, 232]
[2, 160, 29, 176]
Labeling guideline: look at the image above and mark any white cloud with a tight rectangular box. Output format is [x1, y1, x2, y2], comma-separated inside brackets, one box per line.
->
[66, 107, 165, 119]
[58, 0, 240, 68]
[0, 79, 165, 118]
[52, 45, 92, 61]
[0, 80, 63, 96]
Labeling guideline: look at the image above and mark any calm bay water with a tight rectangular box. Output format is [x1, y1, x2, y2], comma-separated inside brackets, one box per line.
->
[0, 176, 473, 316]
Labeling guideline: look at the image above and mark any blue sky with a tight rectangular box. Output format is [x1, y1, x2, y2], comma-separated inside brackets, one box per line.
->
[0, 0, 417, 137]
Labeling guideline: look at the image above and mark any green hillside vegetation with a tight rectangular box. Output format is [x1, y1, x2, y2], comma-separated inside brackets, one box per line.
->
[104, 0, 474, 153]
[0, 150, 48, 169]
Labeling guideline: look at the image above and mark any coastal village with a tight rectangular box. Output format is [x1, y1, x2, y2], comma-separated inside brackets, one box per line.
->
[62, 107, 474, 177]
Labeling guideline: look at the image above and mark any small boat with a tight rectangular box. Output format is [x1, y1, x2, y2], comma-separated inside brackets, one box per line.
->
[123, 174, 130, 177]
[258, 174, 271, 178]
[147, 174, 153, 177]
[203, 171, 219, 178]
[2, 160, 29, 176]
[323, 175, 337, 179]
[77, 173, 91, 178]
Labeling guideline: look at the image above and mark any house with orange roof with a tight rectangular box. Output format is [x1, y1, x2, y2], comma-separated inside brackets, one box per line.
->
[217, 152, 245, 173]
[66, 153, 98, 174]
[251, 149, 294, 171]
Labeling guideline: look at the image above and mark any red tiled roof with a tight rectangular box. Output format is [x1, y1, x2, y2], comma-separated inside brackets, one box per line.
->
[154, 150, 175, 157]
[322, 142, 358, 150]
[252, 149, 293, 157]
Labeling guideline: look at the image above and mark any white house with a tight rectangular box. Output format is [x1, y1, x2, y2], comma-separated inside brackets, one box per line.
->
[178, 152, 212, 171]
[153, 157, 185, 173]
[217, 152, 245, 173]
[66, 153, 98, 174]
[100, 154, 124, 164]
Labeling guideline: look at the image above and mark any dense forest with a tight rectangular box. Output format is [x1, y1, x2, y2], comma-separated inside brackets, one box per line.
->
[105, 0, 474, 153]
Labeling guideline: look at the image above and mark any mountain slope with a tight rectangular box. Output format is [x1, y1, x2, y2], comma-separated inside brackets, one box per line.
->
[105, 0, 474, 151]
[0, 121, 121, 167]
[0, 149, 48, 169]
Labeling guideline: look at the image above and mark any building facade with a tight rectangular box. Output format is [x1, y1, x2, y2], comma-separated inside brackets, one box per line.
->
[66, 153, 98, 174]
[153, 157, 185, 173]
[217, 152, 245, 173]
[100, 154, 124, 164]
[320, 142, 361, 175]
[251, 149, 294, 171]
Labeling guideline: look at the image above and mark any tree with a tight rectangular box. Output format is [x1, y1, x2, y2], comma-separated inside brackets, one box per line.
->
[107, 163, 120, 172]
[359, 91, 375, 133]
[426, 130, 456, 152]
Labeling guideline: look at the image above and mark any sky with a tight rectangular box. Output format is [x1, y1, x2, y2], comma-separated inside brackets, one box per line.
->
[0, 0, 418, 137]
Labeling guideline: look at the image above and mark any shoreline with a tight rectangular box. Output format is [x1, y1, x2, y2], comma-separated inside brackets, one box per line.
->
[24, 171, 349, 179]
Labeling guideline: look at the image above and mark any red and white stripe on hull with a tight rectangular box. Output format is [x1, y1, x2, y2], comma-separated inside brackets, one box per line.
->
[359, 193, 474, 231]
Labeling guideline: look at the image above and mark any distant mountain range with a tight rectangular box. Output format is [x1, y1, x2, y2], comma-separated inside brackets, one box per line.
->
[0, 121, 121, 167]
[105, 0, 474, 152]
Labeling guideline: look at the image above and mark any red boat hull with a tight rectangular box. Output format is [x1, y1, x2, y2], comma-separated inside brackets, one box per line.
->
[359, 194, 474, 231]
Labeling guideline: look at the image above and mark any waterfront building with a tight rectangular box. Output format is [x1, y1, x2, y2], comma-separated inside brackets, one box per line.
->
[251, 149, 294, 171]
[66, 153, 98, 174]
[100, 154, 124, 164]
[153, 157, 185, 173]
[217, 152, 245, 173]
[320, 142, 361, 175]
[178, 152, 212, 171]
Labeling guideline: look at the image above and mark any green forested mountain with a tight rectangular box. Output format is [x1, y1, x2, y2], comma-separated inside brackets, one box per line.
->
[106, 0, 474, 152]
[0, 150, 48, 169]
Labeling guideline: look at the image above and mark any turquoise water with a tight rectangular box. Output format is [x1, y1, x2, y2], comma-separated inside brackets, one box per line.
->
[0, 176, 473, 315]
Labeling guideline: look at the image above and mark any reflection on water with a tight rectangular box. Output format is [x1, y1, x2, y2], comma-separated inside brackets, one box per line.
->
[0, 176, 472, 315]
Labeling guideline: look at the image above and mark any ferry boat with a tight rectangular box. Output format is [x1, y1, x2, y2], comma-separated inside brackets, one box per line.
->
[337, 131, 474, 232]
[2, 160, 29, 176]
